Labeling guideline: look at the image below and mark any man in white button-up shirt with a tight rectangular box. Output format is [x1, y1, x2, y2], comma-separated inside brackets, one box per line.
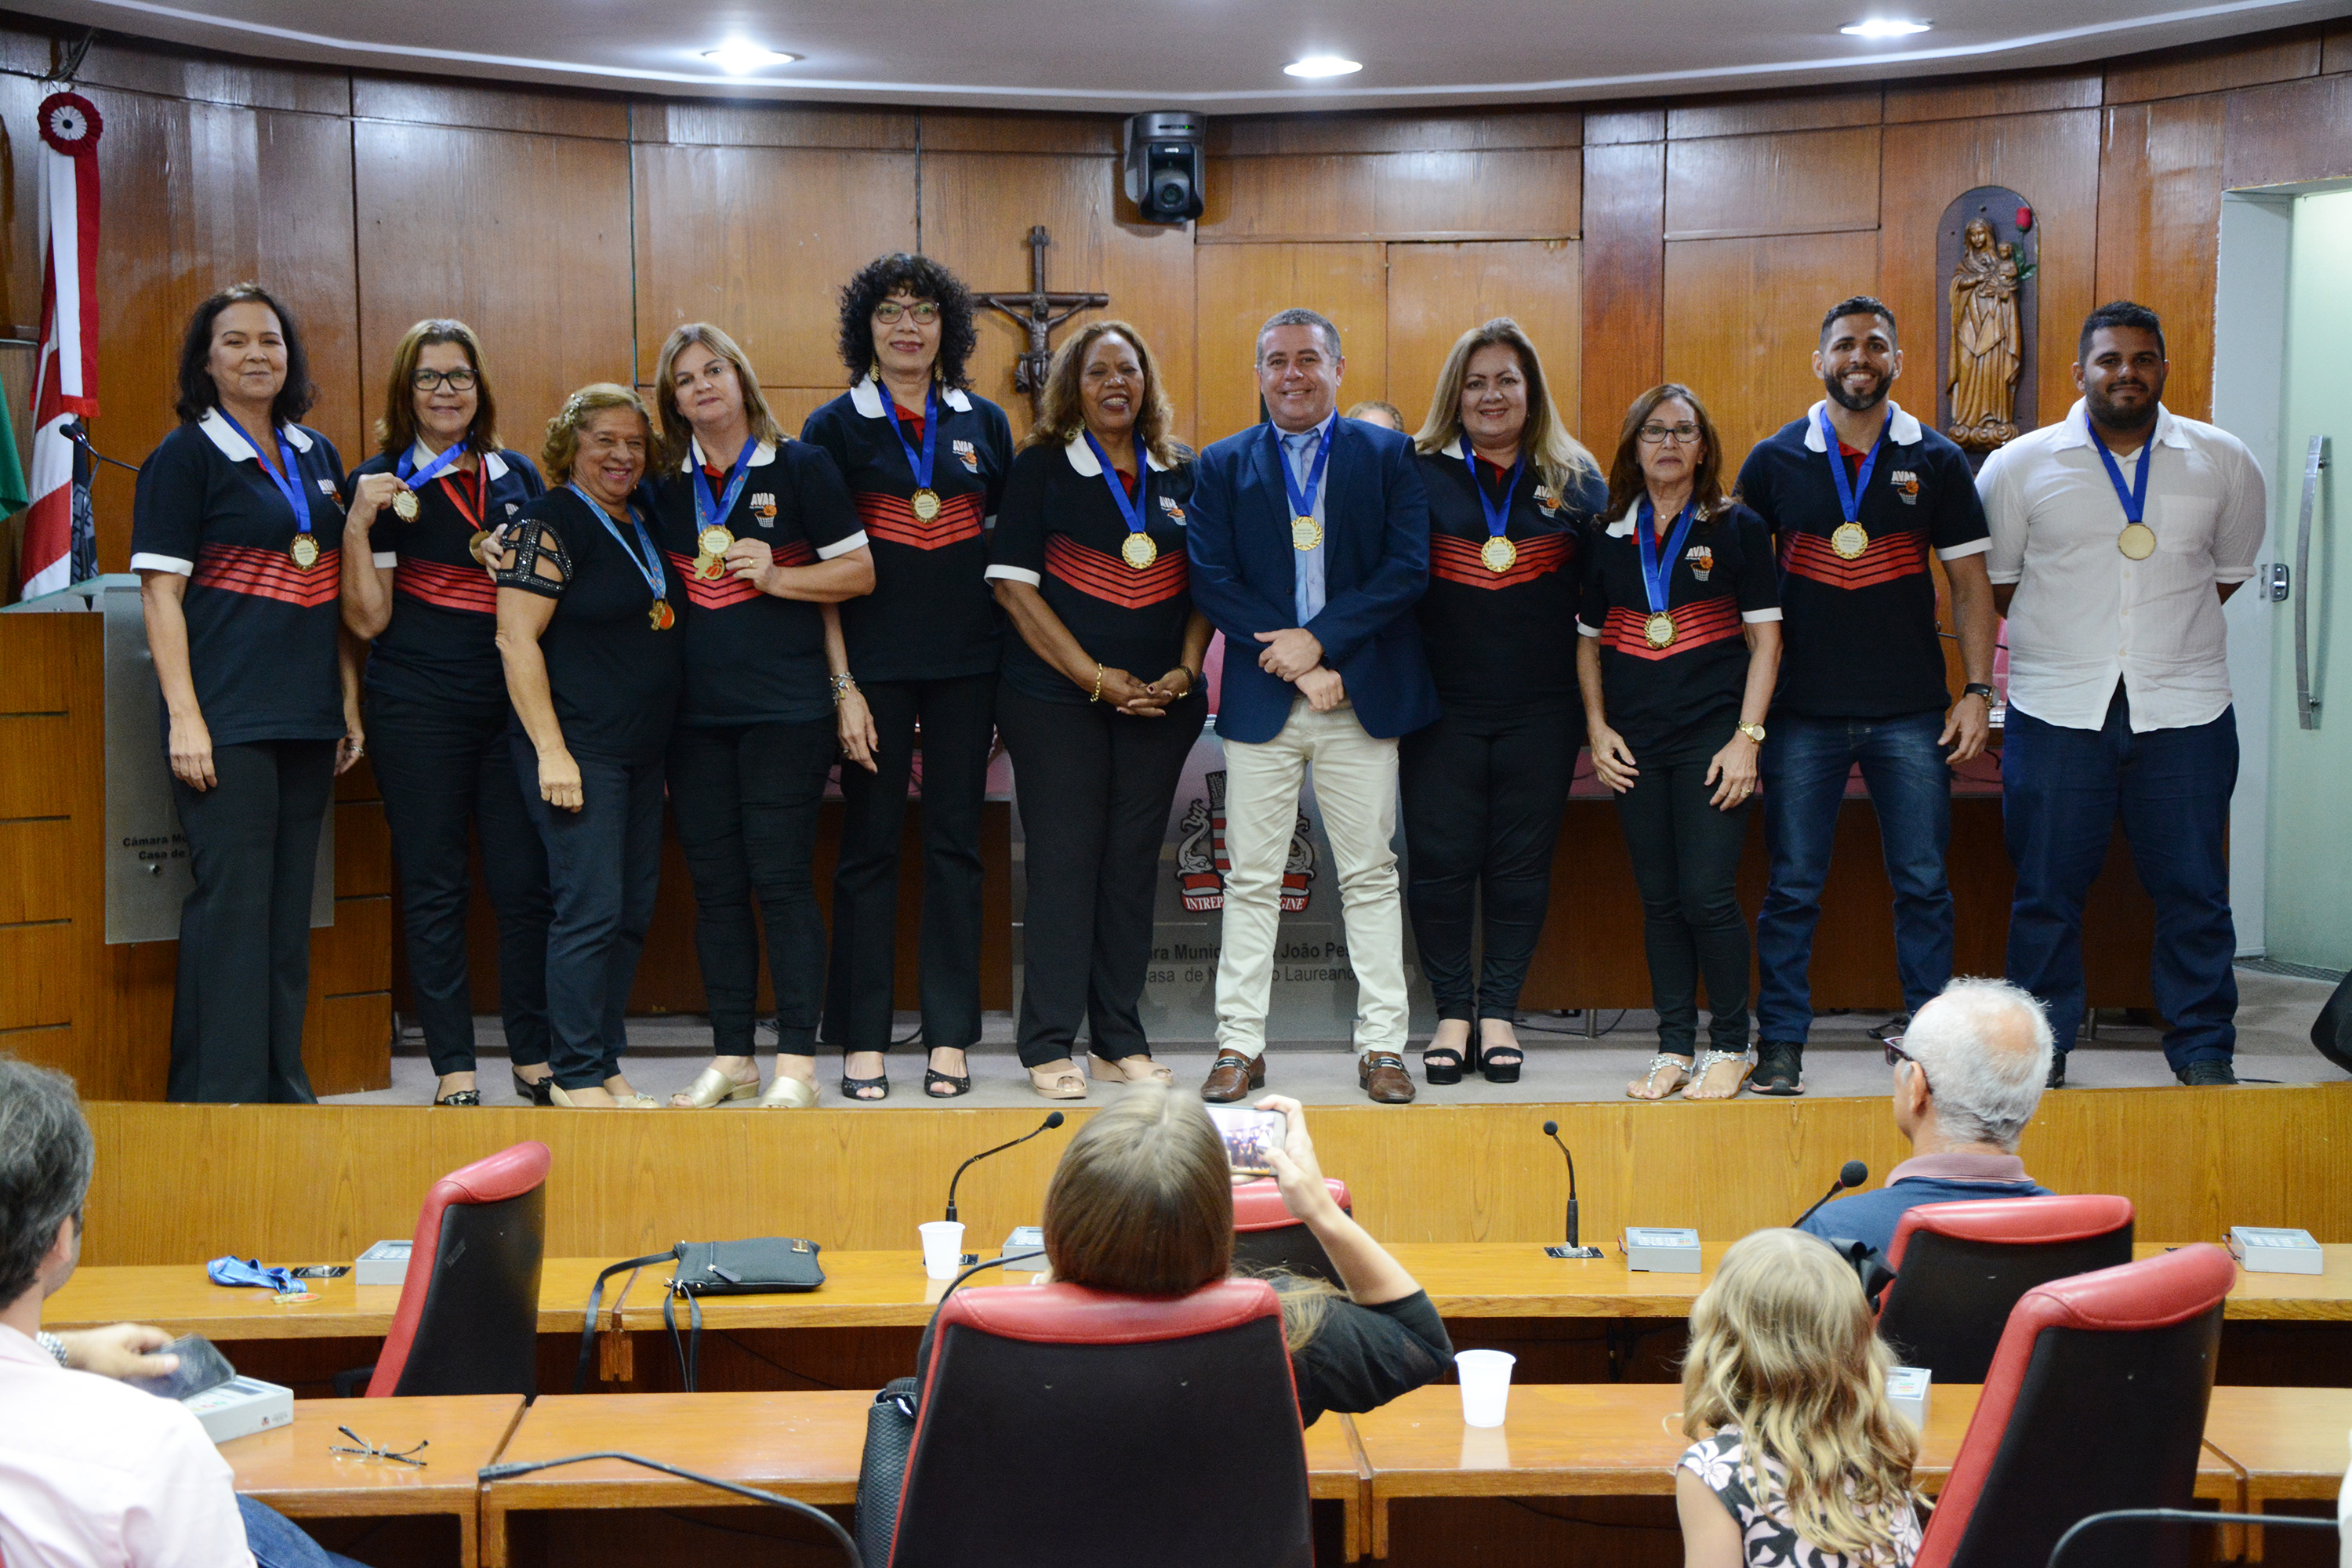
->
[1976, 301, 2265, 1089]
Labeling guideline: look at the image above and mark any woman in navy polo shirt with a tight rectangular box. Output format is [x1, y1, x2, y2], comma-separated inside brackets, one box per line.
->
[492, 385, 681, 1109]
[342, 319, 551, 1108]
[129, 283, 362, 1104]
[1403, 319, 1607, 1088]
[802, 254, 1012, 1101]
[648, 323, 875, 1110]
[1577, 384, 1781, 1105]
[985, 321, 1210, 1101]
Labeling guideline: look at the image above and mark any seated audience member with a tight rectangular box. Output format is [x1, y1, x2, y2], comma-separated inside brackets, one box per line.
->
[1678, 1229, 1923, 1568]
[925, 1086, 1451, 1426]
[1344, 398, 1407, 431]
[1798, 978, 2055, 1258]
[0, 1059, 360, 1568]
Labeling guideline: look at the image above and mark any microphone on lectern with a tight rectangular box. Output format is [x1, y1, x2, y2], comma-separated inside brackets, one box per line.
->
[1541, 1120, 1605, 1258]
[945, 1111, 1066, 1224]
[1792, 1160, 1869, 1229]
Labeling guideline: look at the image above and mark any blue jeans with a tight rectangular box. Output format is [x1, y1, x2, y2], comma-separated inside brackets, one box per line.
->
[1755, 711, 1954, 1044]
[239, 1494, 368, 1568]
[2002, 686, 2238, 1069]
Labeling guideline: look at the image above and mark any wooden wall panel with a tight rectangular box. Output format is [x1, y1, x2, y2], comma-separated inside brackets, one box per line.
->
[1200, 150, 1578, 241]
[630, 101, 916, 150]
[920, 111, 1120, 154]
[1664, 126, 1882, 240]
[632, 144, 917, 390]
[2222, 74, 2352, 190]
[71, 35, 350, 114]
[354, 124, 635, 447]
[2096, 97, 2227, 421]
[1211, 108, 1578, 155]
[1385, 241, 1581, 440]
[351, 75, 627, 139]
[1666, 86, 1882, 140]
[2104, 27, 2324, 103]
[1194, 242, 1388, 443]
[1579, 140, 1664, 444]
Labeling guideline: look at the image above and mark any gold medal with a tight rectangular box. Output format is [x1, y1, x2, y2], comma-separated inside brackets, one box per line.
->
[466, 529, 492, 563]
[910, 488, 942, 523]
[1644, 611, 1676, 650]
[698, 525, 734, 558]
[1121, 532, 1158, 570]
[391, 488, 419, 522]
[649, 599, 674, 630]
[2118, 522, 2157, 560]
[1830, 521, 1869, 561]
[1480, 535, 1518, 574]
[693, 553, 726, 581]
[1291, 516, 1322, 552]
[289, 534, 319, 570]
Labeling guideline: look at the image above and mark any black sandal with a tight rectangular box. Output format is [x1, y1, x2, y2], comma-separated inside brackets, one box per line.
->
[434, 1089, 482, 1106]
[840, 1073, 891, 1102]
[1479, 1046, 1523, 1085]
[924, 1068, 971, 1098]
[510, 1069, 554, 1106]
[1421, 1046, 1466, 1085]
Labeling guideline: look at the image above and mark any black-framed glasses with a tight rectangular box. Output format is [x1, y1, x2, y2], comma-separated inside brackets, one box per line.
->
[1882, 1036, 1930, 1091]
[1635, 421, 1701, 445]
[330, 1427, 429, 1466]
[412, 367, 477, 392]
[872, 300, 939, 325]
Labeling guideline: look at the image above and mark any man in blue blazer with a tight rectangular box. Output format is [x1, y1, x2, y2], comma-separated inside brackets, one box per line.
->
[1186, 307, 1440, 1105]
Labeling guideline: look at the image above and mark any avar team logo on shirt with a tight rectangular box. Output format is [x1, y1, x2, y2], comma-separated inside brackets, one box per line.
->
[1534, 485, 1562, 517]
[750, 493, 778, 528]
[1158, 495, 1186, 524]
[1889, 470, 1921, 504]
[952, 438, 979, 473]
[1687, 544, 1714, 582]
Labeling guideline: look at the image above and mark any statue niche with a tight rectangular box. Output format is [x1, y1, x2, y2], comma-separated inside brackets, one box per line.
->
[1936, 187, 2038, 462]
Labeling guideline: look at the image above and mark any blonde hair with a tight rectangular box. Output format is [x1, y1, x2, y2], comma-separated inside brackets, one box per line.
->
[373, 318, 501, 459]
[1022, 320, 1181, 468]
[1413, 318, 1599, 499]
[1682, 1230, 1920, 1563]
[541, 383, 652, 485]
[652, 323, 789, 473]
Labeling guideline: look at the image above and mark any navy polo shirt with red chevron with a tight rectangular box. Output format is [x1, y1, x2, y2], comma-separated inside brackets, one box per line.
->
[651, 434, 866, 728]
[1414, 439, 1607, 720]
[129, 409, 350, 746]
[985, 434, 1196, 706]
[1735, 399, 1990, 720]
[348, 443, 545, 713]
[1577, 499, 1780, 759]
[800, 377, 1011, 683]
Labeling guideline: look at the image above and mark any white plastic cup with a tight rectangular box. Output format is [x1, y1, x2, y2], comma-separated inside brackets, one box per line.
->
[1455, 1349, 1516, 1428]
[920, 1221, 967, 1281]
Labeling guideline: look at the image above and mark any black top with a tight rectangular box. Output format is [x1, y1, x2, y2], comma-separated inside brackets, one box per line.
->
[987, 437, 1198, 705]
[1736, 405, 1990, 720]
[1414, 445, 1608, 719]
[129, 412, 349, 746]
[800, 381, 1012, 684]
[1287, 1287, 1454, 1429]
[350, 445, 545, 714]
[651, 436, 866, 728]
[1577, 500, 1780, 758]
[493, 485, 684, 763]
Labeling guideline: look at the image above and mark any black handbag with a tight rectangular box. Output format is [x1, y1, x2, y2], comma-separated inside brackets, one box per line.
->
[572, 1239, 825, 1392]
[855, 1377, 920, 1568]
[2312, 971, 2352, 1074]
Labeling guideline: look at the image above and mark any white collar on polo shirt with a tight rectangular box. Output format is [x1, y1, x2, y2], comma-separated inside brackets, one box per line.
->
[1801, 398, 1922, 452]
[407, 440, 510, 481]
[1062, 430, 1171, 477]
[681, 436, 778, 473]
[199, 405, 313, 461]
[2047, 397, 2190, 455]
[851, 378, 973, 419]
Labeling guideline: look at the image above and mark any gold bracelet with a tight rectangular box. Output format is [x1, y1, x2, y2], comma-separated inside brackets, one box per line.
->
[1090, 663, 1104, 703]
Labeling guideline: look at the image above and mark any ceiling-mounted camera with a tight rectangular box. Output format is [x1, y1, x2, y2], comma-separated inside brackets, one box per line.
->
[1123, 111, 1206, 225]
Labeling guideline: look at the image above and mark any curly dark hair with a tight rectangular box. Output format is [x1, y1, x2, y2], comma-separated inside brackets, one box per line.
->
[834, 252, 978, 390]
[174, 282, 318, 429]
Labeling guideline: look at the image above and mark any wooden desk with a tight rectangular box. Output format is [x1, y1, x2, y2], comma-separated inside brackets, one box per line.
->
[42, 1258, 614, 1338]
[478, 1390, 1370, 1566]
[223, 1395, 524, 1568]
[2199, 1385, 2352, 1503]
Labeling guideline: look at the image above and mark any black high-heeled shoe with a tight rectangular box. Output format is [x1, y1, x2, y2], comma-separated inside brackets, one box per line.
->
[1421, 1046, 1466, 1085]
[1479, 1045, 1524, 1084]
[511, 1068, 554, 1106]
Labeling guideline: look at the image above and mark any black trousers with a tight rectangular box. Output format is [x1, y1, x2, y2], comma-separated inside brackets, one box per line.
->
[1612, 727, 1753, 1057]
[997, 682, 1206, 1067]
[367, 694, 552, 1076]
[824, 673, 997, 1054]
[667, 717, 837, 1055]
[169, 739, 336, 1103]
[1399, 706, 1579, 1022]
[514, 740, 666, 1091]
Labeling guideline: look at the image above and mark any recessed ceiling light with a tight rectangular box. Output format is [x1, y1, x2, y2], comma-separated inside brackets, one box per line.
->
[1840, 17, 1931, 37]
[701, 40, 798, 73]
[1283, 55, 1363, 78]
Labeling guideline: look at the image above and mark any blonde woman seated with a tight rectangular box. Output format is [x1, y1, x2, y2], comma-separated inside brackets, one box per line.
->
[1677, 1229, 1922, 1567]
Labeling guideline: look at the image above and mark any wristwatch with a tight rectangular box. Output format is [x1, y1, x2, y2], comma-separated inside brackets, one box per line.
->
[1962, 682, 1998, 703]
[34, 1330, 67, 1367]
[1737, 722, 1766, 745]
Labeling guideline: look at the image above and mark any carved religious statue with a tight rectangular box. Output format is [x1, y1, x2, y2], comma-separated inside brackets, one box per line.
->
[1947, 216, 2023, 451]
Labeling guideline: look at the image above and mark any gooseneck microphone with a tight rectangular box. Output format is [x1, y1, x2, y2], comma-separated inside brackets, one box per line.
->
[477, 1453, 860, 1565]
[1541, 1120, 1605, 1258]
[1792, 1160, 1869, 1229]
[946, 1110, 1066, 1223]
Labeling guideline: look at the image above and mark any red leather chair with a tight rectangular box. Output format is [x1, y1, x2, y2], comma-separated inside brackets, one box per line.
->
[885, 1279, 1312, 1568]
[1912, 1243, 2235, 1568]
[361, 1141, 551, 1398]
[1873, 1194, 2133, 1382]
[1232, 1176, 1350, 1284]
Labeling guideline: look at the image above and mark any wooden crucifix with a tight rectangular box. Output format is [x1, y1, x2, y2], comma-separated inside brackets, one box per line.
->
[976, 225, 1109, 416]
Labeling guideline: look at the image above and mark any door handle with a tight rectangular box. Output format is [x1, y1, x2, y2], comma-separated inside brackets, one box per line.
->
[2295, 434, 2327, 731]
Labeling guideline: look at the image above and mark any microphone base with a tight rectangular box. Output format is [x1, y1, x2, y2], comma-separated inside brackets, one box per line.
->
[1544, 1244, 1606, 1259]
[959, 1252, 978, 1267]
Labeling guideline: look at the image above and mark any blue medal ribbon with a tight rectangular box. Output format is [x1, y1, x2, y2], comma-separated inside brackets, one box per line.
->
[1819, 406, 1889, 525]
[216, 408, 310, 539]
[1083, 430, 1152, 538]
[1635, 495, 1700, 615]
[1269, 419, 1334, 532]
[1464, 446, 1525, 543]
[693, 437, 758, 535]
[567, 481, 667, 604]
[396, 441, 467, 495]
[207, 1255, 305, 1295]
[2089, 410, 2151, 525]
[882, 381, 940, 492]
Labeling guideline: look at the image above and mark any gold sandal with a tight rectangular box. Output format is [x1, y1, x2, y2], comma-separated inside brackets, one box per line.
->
[672, 1065, 760, 1109]
[1029, 1062, 1088, 1100]
[757, 1073, 818, 1109]
[1088, 1054, 1174, 1087]
[1628, 1054, 1692, 1101]
[1682, 1049, 1752, 1101]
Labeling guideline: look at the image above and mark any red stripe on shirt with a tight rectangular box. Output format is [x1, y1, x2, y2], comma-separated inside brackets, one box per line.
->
[394, 557, 498, 615]
[1428, 532, 1572, 590]
[1602, 598, 1743, 662]
[664, 551, 760, 610]
[855, 490, 984, 551]
[191, 542, 341, 608]
[1043, 534, 1189, 608]
[1778, 528, 1928, 591]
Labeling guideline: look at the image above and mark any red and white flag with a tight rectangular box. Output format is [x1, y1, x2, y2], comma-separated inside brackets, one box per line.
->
[19, 90, 102, 600]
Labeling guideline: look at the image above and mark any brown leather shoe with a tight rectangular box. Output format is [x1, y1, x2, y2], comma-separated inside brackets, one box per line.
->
[1359, 1051, 1417, 1104]
[1200, 1049, 1266, 1103]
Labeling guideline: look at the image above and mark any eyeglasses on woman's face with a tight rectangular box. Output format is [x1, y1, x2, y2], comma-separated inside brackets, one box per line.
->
[412, 366, 478, 392]
[1636, 420, 1701, 445]
[873, 300, 940, 325]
